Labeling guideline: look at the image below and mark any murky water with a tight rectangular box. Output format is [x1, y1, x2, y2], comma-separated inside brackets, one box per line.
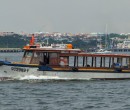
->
[0, 53, 130, 110]
[0, 80, 130, 110]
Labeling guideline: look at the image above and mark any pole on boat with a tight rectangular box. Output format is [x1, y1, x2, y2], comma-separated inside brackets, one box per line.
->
[100, 57, 102, 67]
[91, 57, 94, 67]
[129, 58, 130, 68]
[77, 56, 78, 67]
[117, 58, 119, 63]
[95, 57, 96, 67]
[103, 57, 105, 67]
[126, 58, 128, 65]
[86, 57, 88, 67]
[74, 56, 76, 67]
[120, 58, 122, 66]
[109, 57, 111, 68]
[83, 57, 85, 67]
[112, 57, 114, 68]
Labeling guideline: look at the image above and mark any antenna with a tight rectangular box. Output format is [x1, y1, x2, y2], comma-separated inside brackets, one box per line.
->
[47, 38, 49, 46]
[105, 24, 108, 49]
[100, 34, 102, 49]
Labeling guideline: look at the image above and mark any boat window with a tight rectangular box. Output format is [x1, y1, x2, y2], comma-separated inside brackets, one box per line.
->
[34, 52, 40, 57]
[49, 53, 59, 65]
[30, 52, 42, 64]
[34, 52, 50, 65]
[25, 51, 33, 57]
[69, 56, 74, 66]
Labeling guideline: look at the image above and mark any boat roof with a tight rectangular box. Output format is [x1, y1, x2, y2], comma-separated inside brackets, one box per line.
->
[23, 35, 130, 58]
[24, 48, 81, 53]
[23, 45, 130, 58]
[60, 53, 130, 58]
[23, 42, 81, 53]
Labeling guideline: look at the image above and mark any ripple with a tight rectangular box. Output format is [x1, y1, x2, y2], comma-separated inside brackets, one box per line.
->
[0, 80, 129, 109]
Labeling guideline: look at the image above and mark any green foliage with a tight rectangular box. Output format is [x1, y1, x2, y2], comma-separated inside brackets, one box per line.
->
[100, 33, 128, 48]
[109, 33, 127, 38]
[72, 38, 96, 49]
[0, 34, 26, 48]
[0, 33, 127, 49]
[46, 37, 97, 49]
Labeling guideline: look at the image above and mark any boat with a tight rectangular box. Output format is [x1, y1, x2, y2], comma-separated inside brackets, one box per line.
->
[95, 49, 112, 54]
[110, 37, 130, 53]
[0, 34, 130, 80]
[95, 25, 112, 54]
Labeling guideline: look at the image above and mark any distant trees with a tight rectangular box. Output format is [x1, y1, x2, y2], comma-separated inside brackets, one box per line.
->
[0, 33, 127, 49]
[72, 38, 97, 49]
[45, 37, 97, 49]
[0, 34, 26, 48]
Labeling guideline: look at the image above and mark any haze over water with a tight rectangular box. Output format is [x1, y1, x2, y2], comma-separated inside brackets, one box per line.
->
[1, 0, 130, 33]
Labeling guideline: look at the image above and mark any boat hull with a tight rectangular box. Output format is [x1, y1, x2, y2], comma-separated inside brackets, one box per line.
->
[0, 65, 130, 80]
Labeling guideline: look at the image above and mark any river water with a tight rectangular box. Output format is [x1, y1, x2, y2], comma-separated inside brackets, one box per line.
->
[0, 53, 130, 110]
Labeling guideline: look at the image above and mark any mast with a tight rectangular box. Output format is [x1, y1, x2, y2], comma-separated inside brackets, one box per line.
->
[100, 34, 102, 49]
[47, 38, 49, 46]
[105, 24, 108, 49]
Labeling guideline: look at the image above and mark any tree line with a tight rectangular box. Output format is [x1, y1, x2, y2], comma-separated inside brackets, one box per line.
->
[0, 33, 127, 49]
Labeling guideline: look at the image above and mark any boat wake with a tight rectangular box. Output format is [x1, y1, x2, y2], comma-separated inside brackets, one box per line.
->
[0, 75, 64, 82]
[19, 75, 61, 80]
[18, 75, 91, 81]
[0, 75, 91, 82]
[19, 75, 91, 82]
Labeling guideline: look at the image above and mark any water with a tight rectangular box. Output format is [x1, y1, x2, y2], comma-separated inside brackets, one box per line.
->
[1, 80, 130, 110]
[0, 53, 130, 110]
[0, 52, 23, 62]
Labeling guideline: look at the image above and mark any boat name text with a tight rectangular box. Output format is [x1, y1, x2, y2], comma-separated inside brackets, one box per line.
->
[11, 67, 29, 72]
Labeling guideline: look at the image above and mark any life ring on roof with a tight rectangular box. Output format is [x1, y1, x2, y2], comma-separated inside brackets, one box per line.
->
[67, 44, 73, 49]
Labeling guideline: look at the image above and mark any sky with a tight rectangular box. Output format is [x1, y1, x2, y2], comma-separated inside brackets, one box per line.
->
[0, 0, 130, 33]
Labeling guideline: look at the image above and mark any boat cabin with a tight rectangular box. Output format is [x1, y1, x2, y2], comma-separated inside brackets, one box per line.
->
[22, 44, 81, 67]
[21, 44, 130, 72]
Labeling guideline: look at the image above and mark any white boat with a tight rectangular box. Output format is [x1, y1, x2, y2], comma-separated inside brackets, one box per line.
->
[95, 49, 112, 54]
[95, 24, 112, 54]
[0, 35, 130, 80]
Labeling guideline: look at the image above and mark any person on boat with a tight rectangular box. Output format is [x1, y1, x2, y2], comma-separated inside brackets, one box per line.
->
[111, 62, 121, 68]
[39, 55, 48, 65]
[87, 64, 90, 67]
[44, 55, 48, 65]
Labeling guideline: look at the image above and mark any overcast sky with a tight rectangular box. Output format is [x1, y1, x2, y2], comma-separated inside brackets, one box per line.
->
[0, 0, 130, 33]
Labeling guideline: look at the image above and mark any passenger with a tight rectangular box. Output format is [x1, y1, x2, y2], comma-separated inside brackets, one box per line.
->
[112, 63, 121, 68]
[39, 61, 44, 65]
[111, 63, 115, 68]
[44, 55, 49, 65]
[39, 55, 48, 65]
[115, 63, 121, 68]
[87, 64, 90, 67]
